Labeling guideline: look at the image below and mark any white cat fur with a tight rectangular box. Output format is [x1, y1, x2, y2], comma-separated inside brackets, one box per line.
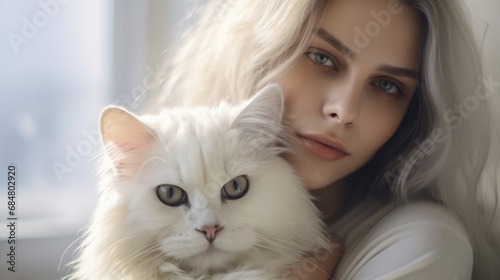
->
[66, 85, 331, 280]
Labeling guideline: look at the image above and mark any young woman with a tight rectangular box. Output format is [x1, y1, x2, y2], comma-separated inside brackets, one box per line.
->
[151, 0, 500, 278]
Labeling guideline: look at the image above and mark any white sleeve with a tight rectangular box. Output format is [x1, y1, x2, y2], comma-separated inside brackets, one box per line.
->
[331, 201, 473, 280]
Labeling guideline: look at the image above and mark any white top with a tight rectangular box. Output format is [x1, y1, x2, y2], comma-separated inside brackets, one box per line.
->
[329, 200, 473, 280]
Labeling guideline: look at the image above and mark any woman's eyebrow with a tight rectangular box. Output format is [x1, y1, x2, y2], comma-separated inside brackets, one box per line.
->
[316, 28, 355, 58]
[378, 65, 418, 80]
[316, 28, 418, 80]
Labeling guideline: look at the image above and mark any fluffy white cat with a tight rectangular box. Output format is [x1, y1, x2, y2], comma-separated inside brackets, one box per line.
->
[66, 85, 331, 279]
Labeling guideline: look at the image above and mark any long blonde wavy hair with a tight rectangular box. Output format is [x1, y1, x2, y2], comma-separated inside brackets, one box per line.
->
[151, 0, 500, 278]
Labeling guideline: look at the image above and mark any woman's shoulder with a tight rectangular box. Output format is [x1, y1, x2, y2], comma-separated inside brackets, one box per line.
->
[331, 200, 473, 279]
[374, 200, 470, 236]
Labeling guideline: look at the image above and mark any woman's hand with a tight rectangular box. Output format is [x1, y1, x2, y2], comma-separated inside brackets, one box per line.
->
[283, 234, 343, 280]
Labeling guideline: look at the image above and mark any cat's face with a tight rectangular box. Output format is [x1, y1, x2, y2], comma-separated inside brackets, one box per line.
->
[99, 85, 314, 272]
[129, 130, 297, 271]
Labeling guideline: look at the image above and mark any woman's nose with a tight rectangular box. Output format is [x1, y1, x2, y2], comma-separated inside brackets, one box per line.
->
[322, 81, 363, 126]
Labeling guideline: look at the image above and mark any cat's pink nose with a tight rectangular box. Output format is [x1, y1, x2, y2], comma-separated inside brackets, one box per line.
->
[196, 225, 223, 243]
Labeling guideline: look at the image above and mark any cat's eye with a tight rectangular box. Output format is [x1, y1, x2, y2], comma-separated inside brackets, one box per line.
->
[221, 175, 249, 200]
[156, 184, 187, 207]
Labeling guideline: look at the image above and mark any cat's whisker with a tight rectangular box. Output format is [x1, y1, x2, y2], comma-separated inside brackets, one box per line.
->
[105, 242, 163, 277]
[240, 216, 326, 227]
[58, 234, 86, 273]
[253, 237, 306, 256]
[253, 235, 327, 260]
[121, 246, 164, 273]
[91, 233, 160, 273]
[105, 233, 156, 251]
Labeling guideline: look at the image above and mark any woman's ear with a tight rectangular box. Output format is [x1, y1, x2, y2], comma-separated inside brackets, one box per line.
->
[100, 106, 156, 178]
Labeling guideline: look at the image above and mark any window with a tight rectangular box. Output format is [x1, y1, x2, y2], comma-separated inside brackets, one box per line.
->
[0, 1, 192, 279]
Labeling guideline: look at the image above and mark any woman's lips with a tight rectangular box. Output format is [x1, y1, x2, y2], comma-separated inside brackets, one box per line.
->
[298, 135, 349, 161]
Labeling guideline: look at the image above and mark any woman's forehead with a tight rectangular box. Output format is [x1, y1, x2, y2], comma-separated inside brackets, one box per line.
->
[317, 0, 423, 70]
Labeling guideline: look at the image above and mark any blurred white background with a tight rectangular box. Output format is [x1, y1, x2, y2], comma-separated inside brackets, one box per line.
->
[0, 1, 196, 279]
[0, 0, 498, 279]
[465, 0, 500, 77]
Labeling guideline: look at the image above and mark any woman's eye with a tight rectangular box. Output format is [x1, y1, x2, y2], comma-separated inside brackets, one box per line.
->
[373, 79, 403, 97]
[156, 184, 187, 207]
[306, 52, 335, 68]
[221, 175, 249, 200]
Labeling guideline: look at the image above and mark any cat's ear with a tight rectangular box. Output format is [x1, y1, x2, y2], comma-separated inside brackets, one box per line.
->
[232, 84, 284, 145]
[100, 106, 156, 177]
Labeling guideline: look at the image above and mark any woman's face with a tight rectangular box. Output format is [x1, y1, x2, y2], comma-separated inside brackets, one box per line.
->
[279, 0, 423, 189]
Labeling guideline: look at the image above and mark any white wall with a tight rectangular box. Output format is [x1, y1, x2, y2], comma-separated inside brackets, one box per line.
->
[465, 0, 500, 78]
[464, 0, 500, 191]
